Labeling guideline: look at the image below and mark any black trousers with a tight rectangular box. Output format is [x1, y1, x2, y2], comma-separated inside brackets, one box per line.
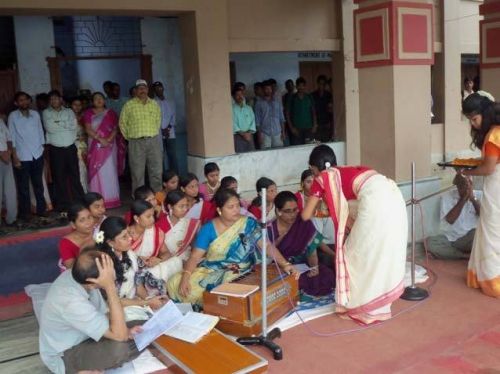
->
[290, 128, 313, 145]
[14, 155, 46, 216]
[48, 144, 84, 212]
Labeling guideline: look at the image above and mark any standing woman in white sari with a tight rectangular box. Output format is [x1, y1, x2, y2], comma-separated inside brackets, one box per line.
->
[163, 190, 200, 262]
[461, 92, 500, 297]
[302, 145, 407, 325]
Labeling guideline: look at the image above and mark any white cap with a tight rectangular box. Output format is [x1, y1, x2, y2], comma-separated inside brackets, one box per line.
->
[135, 79, 148, 87]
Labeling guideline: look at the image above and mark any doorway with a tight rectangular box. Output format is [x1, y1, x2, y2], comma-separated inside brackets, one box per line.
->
[299, 61, 332, 92]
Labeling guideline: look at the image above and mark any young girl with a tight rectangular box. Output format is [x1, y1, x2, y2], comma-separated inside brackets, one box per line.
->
[248, 177, 278, 222]
[302, 145, 406, 325]
[128, 200, 182, 292]
[125, 185, 169, 232]
[461, 93, 500, 297]
[199, 162, 221, 201]
[82, 192, 106, 237]
[156, 170, 180, 206]
[58, 203, 95, 269]
[180, 173, 216, 224]
[296, 169, 336, 257]
[163, 190, 201, 261]
[97, 216, 167, 319]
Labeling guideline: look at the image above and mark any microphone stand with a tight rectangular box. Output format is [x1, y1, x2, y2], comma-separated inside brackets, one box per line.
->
[237, 187, 284, 360]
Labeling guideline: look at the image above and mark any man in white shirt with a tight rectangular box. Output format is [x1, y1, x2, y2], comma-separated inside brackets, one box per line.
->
[152, 81, 178, 173]
[428, 174, 481, 259]
[40, 250, 143, 374]
[43, 90, 84, 213]
[8, 91, 47, 220]
[0, 117, 17, 225]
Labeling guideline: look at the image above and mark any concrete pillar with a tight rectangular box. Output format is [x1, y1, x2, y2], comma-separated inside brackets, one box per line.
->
[13, 16, 55, 95]
[336, 0, 360, 165]
[179, 2, 233, 158]
[354, 0, 434, 181]
[480, 0, 500, 100]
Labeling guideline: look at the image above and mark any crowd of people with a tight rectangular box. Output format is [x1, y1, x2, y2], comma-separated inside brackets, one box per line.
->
[0, 79, 177, 227]
[4, 76, 499, 373]
[232, 75, 334, 152]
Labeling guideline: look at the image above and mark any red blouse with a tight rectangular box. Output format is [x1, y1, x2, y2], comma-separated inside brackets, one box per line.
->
[311, 166, 372, 200]
[59, 238, 80, 263]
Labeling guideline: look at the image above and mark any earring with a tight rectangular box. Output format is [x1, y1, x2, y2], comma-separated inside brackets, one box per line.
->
[217, 209, 221, 215]
[277, 212, 282, 216]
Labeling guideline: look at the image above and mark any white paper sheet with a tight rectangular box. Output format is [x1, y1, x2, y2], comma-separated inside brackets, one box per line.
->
[133, 300, 183, 351]
[293, 263, 312, 275]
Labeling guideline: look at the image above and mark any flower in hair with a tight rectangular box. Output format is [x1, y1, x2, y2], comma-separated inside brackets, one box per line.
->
[325, 162, 331, 168]
[94, 230, 105, 244]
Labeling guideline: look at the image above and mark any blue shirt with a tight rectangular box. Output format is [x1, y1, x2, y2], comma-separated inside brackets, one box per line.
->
[39, 270, 109, 374]
[8, 109, 45, 161]
[254, 97, 285, 136]
[155, 97, 176, 139]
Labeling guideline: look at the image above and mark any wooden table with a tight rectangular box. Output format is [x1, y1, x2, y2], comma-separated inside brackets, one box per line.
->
[154, 329, 268, 374]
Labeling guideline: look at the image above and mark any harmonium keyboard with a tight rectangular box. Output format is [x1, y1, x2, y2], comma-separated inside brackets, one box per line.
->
[202, 265, 299, 337]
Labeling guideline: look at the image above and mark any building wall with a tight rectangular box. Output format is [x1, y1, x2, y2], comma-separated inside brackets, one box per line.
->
[13, 16, 55, 95]
[227, 0, 340, 52]
[459, 0, 482, 54]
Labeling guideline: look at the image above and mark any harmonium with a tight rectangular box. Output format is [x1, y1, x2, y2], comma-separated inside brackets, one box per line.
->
[202, 265, 299, 337]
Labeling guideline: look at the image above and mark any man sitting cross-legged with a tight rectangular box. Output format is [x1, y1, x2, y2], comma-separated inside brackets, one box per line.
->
[428, 174, 481, 259]
[39, 248, 143, 374]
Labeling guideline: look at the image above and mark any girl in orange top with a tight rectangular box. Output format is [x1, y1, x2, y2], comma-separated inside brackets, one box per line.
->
[461, 92, 500, 297]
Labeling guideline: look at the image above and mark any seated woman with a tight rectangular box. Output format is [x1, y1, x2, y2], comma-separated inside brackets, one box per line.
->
[296, 169, 336, 268]
[167, 188, 299, 307]
[180, 173, 216, 224]
[97, 216, 167, 318]
[125, 185, 169, 232]
[220, 176, 254, 217]
[163, 190, 201, 261]
[248, 177, 278, 222]
[156, 170, 180, 206]
[269, 191, 335, 296]
[129, 200, 183, 293]
[58, 203, 95, 269]
[82, 192, 107, 237]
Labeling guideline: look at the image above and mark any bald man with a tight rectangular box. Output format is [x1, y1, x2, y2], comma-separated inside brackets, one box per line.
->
[39, 249, 143, 374]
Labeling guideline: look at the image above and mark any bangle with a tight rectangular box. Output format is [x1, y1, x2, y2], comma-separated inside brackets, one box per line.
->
[182, 270, 192, 276]
[282, 262, 292, 268]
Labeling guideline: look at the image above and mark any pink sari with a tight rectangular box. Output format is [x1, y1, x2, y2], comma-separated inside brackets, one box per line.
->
[84, 109, 125, 208]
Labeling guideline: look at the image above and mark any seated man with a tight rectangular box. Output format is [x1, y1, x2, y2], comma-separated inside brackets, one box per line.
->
[428, 174, 481, 259]
[39, 249, 142, 374]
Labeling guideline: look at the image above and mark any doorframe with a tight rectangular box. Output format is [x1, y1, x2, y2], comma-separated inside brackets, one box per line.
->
[46, 54, 152, 94]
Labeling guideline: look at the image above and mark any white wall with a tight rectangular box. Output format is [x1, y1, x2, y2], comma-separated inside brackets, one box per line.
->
[141, 17, 186, 134]
[188, 142, 346, 194]
[14, 16, 55, 95]
[459, 0, 483, 54]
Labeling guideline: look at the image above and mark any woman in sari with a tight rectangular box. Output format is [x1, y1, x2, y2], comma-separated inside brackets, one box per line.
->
[83, 92, 125, 209]
[163, 190, 200, 261]
[128, 200, 182, 295]
[167, 188, 299, 306]
[180, 173, 216, 224]
[70, 97, 88, 193]
[58, 203, 95, 270]
[461, 93, 500, 297]
[97, 217, 168, 320]
[302, 145, 407, 325]
[268, 191, 334, 296]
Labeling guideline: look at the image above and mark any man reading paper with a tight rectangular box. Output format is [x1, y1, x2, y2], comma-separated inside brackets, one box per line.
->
[39, 249, 143, 373]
